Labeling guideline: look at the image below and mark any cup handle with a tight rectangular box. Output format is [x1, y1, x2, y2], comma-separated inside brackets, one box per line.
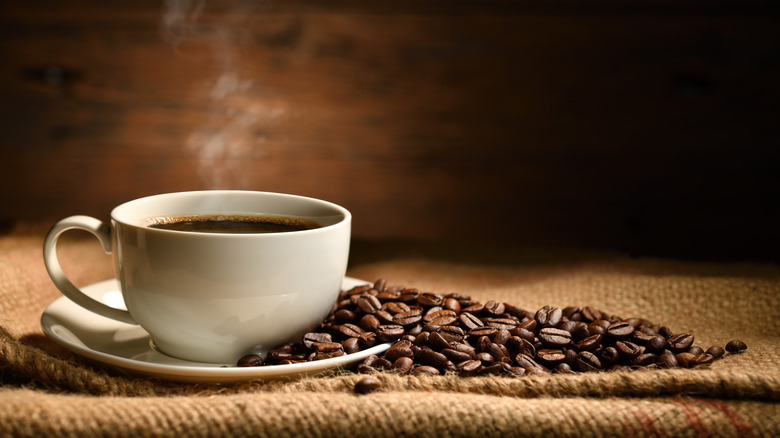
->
[43, 215, 137, 325]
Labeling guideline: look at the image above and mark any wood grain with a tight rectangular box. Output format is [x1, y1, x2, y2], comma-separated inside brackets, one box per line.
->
[1, 0, 778, 261]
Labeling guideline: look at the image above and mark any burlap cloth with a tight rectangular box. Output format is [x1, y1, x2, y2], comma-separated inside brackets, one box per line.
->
[1, 227, 778, 437]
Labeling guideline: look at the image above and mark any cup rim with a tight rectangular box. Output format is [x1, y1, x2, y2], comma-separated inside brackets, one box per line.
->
[110, 190, 351, 236]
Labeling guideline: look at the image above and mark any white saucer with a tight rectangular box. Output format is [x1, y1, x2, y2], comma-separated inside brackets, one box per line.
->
[41, 277, 390, 383]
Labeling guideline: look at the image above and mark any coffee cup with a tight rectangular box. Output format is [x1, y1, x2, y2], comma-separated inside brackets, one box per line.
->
[43, 190, 351, 364]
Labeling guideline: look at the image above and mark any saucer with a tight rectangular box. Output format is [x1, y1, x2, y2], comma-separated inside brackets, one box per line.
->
[41, 277, 390, 383]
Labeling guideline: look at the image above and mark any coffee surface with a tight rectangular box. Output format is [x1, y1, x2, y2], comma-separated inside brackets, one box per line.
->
[146, 215, 321, 234]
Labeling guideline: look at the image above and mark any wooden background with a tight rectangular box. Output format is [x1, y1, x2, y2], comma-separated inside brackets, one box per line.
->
[1, 0, 778, 262]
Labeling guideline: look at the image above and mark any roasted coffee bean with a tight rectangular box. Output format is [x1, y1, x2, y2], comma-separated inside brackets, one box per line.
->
[706, 345, 725, 359]
[667, 333, 694, 352]
[517, 318, 538, 332]
[555, 363, 575, 374]
[310, 350, 346, 360]
[675, 352, 697, 368]
[483, 300, 506, 317]
[537, 349, 567, 366]
[358, 331, 377, 349]
[375, 310, 395, 324]
[476, 352, 495, 365]
[395, 290, 416, 303]
[459, 312, 484, 330]
[607, 322, 635, 340]
[342, 337, 360, 354]
[376, 324, 405, 342]
[427, 331, 451, 351]
[632, 353, 657, 367]
[486, 317, 518, 331]
[354, 377, 382, 394]
[657, 351, 678, 368]
[457, 359, 483, 376]
[600, 347, 619, 367]
[377, 290, 401, 302]
[338, 323, 364, 338]
[615, 341, 642, 360]
[417, 293, 444, 307]
[246, 278, 743, 376]
[384, 340, 414, 362]
[373, 278, 387, 292]
[237, 354, 264, 367]
[334, 308, 356, 323]
[302, 332, 333, 349]
[416, 348, 449, 368]
[725, 340, 747, 353]
[313, 341, 343, 353]
[575, 351, 602, 372]
[693, 353, 714, 366]
[538, 328, 572, 347]
[394, 310, 423, 326]
[412, 365, 441, 375]
[535, 306, 563, 327]
[442, 348, 473, 364]
[384, 301, 411, 314]
[581, 306, 601, 322]
[359, 314, 381, 332]
[493, 329, 511, 346]
[392, 356, 414, 374]
[442, 297, 461, 314]
[429, 310, 459, 326]
[576, 334, 603, 352]
[356, 295, 382, 314]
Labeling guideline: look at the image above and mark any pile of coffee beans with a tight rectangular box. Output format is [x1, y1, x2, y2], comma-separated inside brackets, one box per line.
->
[237, 279, 747, 376]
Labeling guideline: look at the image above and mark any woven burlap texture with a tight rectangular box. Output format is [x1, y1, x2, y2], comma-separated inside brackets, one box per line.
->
[1, 231, 779, 437]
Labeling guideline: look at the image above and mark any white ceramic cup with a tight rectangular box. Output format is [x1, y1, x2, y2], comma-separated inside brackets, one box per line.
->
[43, 190, 351, 364]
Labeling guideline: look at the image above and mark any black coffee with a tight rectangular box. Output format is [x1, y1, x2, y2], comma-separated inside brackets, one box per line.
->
[146, 215, 321, 234]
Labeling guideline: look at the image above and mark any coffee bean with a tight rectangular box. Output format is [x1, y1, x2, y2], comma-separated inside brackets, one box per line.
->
[394, 310, 423, 326]
[607, 322, 635, 340]
[416, 348, 449, 368]
[338, 323, 364, 339]
[358, 314, 381, 332]
[244, 278, 743, 377]
[237, 354, 264, 367]
[706, 345, 725, 359]
[725, 340, 747, 353]
[376, 324, 405, 342]
[667, 333, 694, 352]
[427, 331, 451, 351]
[313, 341, 343, 353]
[356, 295, 382, 314]
[354, 377, 382, 394]
[484, 300, 506, 317]
[538, 328, 572, 347]
[334, 308, 356, 323]
[412, 365, 441, 375]
[342, 337, 360, 354]
[575, 334, 603, 352]
[575, 351, 602, 372]
[417, 293, 444, 307]
[302, 332, 333, 349]
[537, 349, 567, 366]
[657, 351, 678, 368]
[632, 353, 657, 367]
[535, 306, 563, 327]
[384, 301, 411, 314]
[392, 356, 414, 374]
[456, 359, 482, 376]
[459, 312, 484, 330]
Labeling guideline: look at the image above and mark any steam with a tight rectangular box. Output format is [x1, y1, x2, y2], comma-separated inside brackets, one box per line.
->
[161, 0, 284, 188]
